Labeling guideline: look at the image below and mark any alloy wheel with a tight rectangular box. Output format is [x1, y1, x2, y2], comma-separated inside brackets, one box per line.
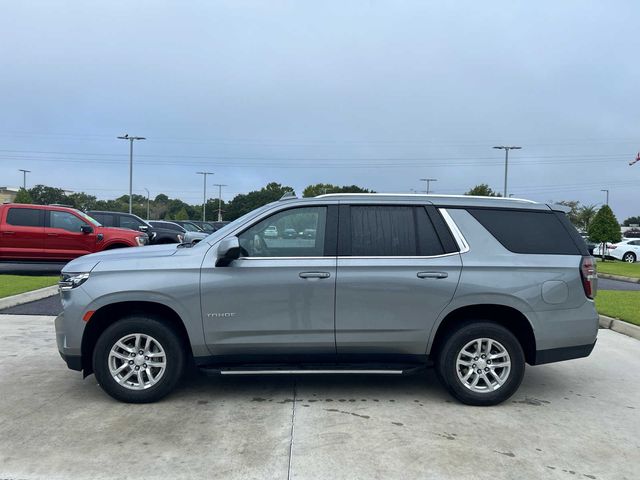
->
[108, 333, 167, 390]
[456, 338, 511, 393]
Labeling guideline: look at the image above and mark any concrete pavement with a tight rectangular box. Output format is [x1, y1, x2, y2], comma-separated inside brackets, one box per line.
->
[0, 314, 638, 480]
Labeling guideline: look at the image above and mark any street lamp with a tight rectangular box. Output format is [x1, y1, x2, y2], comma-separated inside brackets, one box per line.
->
[143, 188, 150, 220]
[212, 184, 227, 221]
[419, 178, 437, 194]
[18, 169, 31, 190]
[493, 145, 522, 197]
[601, 189, 609, 205]
[117, 134, 146, 214]
[196, 172, 214, 221]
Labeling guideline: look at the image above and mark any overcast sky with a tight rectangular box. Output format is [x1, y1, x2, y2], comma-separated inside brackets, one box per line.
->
[0, 1, 638, 220]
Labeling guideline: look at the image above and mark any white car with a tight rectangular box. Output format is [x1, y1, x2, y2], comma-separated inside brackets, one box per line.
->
[263, 225, 278, 238]
[593, 238, 640, 262]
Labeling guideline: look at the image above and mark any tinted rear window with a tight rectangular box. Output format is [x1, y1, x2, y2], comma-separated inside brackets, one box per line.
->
[349, 206, 444, 256]
[468, 208, 581, 255]
[6, 208, 43, 227]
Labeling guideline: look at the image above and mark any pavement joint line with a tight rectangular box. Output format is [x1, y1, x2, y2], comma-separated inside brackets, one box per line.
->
[286, 379, 297, 480]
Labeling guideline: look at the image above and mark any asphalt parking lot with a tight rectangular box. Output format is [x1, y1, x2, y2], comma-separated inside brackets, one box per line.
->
[0, 315, 638, 480]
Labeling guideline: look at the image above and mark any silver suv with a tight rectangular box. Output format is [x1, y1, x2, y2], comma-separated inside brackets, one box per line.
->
[55, 194, 598, 406]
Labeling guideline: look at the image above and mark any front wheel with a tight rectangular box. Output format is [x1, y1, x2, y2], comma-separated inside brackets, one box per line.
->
[436, 322, 525, 406]
[93, 316, 185, 403]
[623, 252, 636, 263]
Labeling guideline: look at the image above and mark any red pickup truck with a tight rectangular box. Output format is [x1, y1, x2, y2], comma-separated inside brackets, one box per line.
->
[0, 203, 148, 261]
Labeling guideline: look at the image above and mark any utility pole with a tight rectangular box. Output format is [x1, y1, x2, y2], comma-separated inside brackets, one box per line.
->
[212, 184, 227, 221]
[144, 188, 150, 220]
[117, 134, 146, 214]
[420, 178, 437, 194]
[18, 169, 31, 190]
[601, 189, 609, 205]
[196, 172, 214, 221]
[493, 145, 522, 197]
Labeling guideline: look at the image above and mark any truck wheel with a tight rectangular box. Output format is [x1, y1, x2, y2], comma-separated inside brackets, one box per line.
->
[436, 321, 525, 406]
[93, 316, 185, 403]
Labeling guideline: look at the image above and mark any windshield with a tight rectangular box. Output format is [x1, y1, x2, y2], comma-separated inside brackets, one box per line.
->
[181, 223, 200, 232]
[76, 210, 102, 226]
[192, 202, 278, 249]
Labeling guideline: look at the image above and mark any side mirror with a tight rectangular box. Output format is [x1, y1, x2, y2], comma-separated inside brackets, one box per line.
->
[215, 236, 241, 267]
[139, 225, 149, 232]
[80, 225, 93, 234]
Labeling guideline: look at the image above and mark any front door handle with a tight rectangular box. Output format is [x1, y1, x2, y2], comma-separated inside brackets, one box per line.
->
[417, 271, 448, 279]
[299, 271, 331, 279]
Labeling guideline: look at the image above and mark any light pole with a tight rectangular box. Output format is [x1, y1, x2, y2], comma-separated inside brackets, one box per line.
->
[601, 189, 609, 205]
[117, 134, 146, 214]
[144, 188, 150, 220]
[212, 184, 227, 221]
[18, 169, 31, 190]
[493, 145, 522, 197]
[420, 178, 437, 194]
[196, 172, 214, 221]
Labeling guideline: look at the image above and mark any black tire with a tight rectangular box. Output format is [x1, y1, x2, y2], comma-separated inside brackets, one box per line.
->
[93, 315, 185, 403]
[623, 252, 636, 263]
[436, 321, 525, 406]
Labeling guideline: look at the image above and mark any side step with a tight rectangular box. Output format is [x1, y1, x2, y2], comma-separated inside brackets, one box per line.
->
[199, 364, 426, 377]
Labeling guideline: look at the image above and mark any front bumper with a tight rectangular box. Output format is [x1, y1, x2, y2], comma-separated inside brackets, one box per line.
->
[55, 311, 83, 371]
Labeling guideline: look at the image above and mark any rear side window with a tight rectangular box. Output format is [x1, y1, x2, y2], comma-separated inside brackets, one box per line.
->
[90, 213, 114, 226]
[467, 208, 581, 255]
[348, 206, 445, 256]
[6, 208, 43, 227]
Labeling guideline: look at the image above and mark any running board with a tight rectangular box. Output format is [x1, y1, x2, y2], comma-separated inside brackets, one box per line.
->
[219, 369, 404, 375]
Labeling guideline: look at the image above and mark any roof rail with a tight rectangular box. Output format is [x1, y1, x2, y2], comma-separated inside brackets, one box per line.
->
[279, 191, 297, 201]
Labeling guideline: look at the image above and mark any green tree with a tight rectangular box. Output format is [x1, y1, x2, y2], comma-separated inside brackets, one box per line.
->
[225, 183, 295, 221]
[623, 216, 640, 226]
[577, 204, 597, 231]
[28, 184, 69, 205]
[465, 184, 501, 197]
[557, 201, 581, 226]
[68, 192, 97, 211]
[587, 205, 622, 261]
[173, 207, 189, 220]
[14, 188, 33, 204]
[302, 183, 373, 197]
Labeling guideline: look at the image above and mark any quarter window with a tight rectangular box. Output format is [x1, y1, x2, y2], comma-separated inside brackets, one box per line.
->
[6, 208, 43, 227]
[50, 211, 86, 233]
[239, 207, 327, 257]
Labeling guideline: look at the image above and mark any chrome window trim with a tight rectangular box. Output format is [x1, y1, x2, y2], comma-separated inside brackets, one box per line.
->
[239, 252, 460, 260]
[439, 208, 470, 254]
[239, 256, 329, 261]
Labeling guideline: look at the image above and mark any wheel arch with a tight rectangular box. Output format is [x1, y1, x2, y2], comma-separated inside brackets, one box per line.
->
[81, 301, 193, 376]
[428, 304, 536, 365]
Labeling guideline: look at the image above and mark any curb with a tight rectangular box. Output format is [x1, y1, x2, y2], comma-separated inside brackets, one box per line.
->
[598, 273, 640, 284]
[0, 285, 59, 310]
[599, 314, 640, 341]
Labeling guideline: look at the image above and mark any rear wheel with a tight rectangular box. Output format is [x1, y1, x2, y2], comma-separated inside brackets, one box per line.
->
[436, 321, 525, 406]
[623, 252, 636, 263]
[93, 316, 185, 403]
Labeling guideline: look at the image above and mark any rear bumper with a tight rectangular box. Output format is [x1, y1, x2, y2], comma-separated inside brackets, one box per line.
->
[59, 351, 83, 371]
[532, 340, 596, 365]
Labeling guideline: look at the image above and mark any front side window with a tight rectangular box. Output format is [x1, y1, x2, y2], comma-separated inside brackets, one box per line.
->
[349, 206, 444, 256]
[50, 211, 86, 233]
[120, 215, 144, 230]
[239, 207, 326, 257]
[6, 208, 43, 227]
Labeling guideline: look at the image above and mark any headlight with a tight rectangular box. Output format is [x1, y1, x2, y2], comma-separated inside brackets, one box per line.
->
[59, 272, 90, 291]
[135, 236, 147, 246]
[177, 234, 184, 243]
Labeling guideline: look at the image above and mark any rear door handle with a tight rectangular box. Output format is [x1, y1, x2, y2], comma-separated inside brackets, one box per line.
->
[3, 231, 15, 235]
[299, 271, 331, 279]
[417, 271, 448, 279]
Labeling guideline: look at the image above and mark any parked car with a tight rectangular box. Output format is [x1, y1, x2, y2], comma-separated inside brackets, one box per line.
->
[593, 238, 640, 263]
[172, 220, 204, 233]
[148, 220, 207, 244]
[283, 228, 297, 239]
[0, 203, 147, 261]
[55, 194, 597, 406]
[263, 225, 278, 238]
[302, 228, 316, 239]
[87, 211, 184, 245]
[579, 233, 597, 255]
[190, 220, 230, 233]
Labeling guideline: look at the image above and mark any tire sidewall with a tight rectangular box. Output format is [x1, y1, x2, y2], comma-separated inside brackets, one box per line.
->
[624, 252, 636, 263]
[93, 316, 185, 403]
[438, 322, 525, 406]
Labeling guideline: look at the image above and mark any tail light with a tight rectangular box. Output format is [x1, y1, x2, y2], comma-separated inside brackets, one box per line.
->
[580, 256, 597, 299]
[608, 243, 618, 250]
